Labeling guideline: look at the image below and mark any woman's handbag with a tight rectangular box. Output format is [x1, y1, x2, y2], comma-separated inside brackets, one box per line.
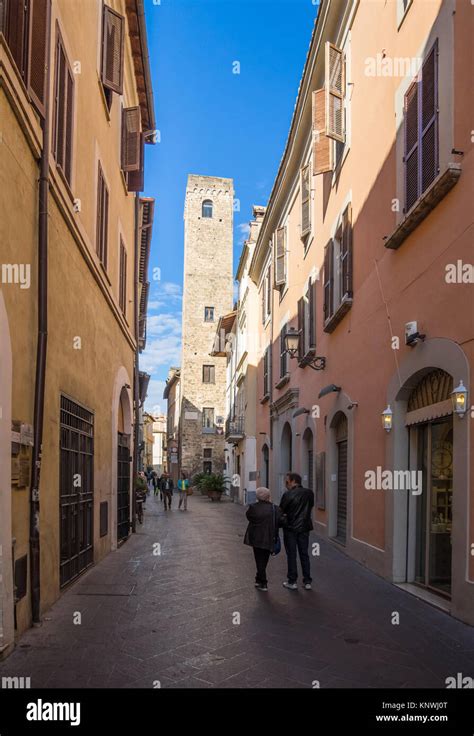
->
[271, 504, 281, 556]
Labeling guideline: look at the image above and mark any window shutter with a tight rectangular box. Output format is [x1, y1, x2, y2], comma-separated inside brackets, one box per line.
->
[274, 227, 286, 286]
[266, 265, 271, 313]
[5, 0, 29, 80]
[323, 239, 334, 321]
[64, 67, 74, 183]
[312, 89, 333, 175]
[54, 41, 66, 171]
[297, 297, 305, 357]
[421, 41, 438, 194]
[261, 282, 265, 323]
[101, 4, 124, 94]
[119, 239, 127, 315]
[309, 279, 316, 350]
[127, 133, 144, 192]
[96, 164, 109, 268]
[27, 0, 50, 117]
[404, 79, 418, 212]
[263, 348, 269, 396]
[280, 325, 287, 378]
[325, 42, 345, 143]
[341, 204, 353, 299]
[301, 164, 310, 236]
[121, 107, 141, 172]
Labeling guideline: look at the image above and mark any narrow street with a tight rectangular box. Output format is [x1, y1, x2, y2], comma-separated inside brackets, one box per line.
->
[1, 494, 473, 689]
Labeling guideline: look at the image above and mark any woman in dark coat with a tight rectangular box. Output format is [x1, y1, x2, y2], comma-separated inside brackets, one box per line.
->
[244, 487, 282, 591]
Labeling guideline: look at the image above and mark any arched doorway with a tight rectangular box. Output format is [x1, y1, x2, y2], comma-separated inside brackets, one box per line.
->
[334, 412, 348, 545]
[302, 428, 314, 494]
[0, 292, 14, 653]
[280, 423, 293, 498]
[117, 386, 132, 544]
[408, 369, 453, 597]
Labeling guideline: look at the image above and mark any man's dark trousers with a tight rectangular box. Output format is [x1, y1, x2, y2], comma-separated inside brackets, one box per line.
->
[283, 529, 312, 584]
[253, 547, 271, 586]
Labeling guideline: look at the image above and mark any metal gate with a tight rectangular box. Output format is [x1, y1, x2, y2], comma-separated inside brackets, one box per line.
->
[117, 433, 131, 542]
[336, 440, 348, 544]
[59, 396, 94, 587]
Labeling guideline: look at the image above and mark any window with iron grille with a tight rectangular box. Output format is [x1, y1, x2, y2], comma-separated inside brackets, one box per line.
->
[119, 238, 127, 315]
[96, 163, 109, 268]
[59, 395, 94, 587]
[202, 407, 214, 429]
[52, 28, 74, 185]
[204, 306, 214, 322]
[404, 40, 438, 213]
[202, 365, 215, 384]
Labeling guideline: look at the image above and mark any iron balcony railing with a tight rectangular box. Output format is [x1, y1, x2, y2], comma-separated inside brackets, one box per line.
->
[225, 415, 245, 440]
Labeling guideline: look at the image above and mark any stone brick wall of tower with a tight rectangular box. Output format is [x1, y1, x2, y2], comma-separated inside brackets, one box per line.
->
[179, 175, 234, 477]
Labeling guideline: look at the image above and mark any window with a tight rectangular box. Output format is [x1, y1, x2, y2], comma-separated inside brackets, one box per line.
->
[202, 365, 215, 384]
[202, 200, 213, 218]
[404, 41, 438, 213]
[203, 448, 212, 459]
[101, 4, 125, 103]
[202, 407, 214, 430]
[204, 306, 214, 322]
[52, 29, 74, 185]
[203, 461, 212, 474]
[96, 163, 109, 268]
[261, 264, 271, 323]
[263, 345, 272, 399]
[274, 227, 287, 288]
[323, 203, 352, 332]
[301, 164, 311, 238]
[119, 238, 127, 315]
[1, 0, 49, 116]
[280, 324, 288, 379]
[325, 42, 345, 143]
[121, 105, 144, 192]
[312, 89, 333, 175]
[298, 278, 316, 361]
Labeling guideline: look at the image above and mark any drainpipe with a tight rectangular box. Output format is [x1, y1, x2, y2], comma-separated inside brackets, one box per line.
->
[132, 195, 140, 533]
[29, 12, 52, 626]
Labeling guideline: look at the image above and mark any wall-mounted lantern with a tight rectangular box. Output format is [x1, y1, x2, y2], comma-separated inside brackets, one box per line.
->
[451, 380, 468, 418]
[382, 404, 393, 433]
[284, 327, 326, 370]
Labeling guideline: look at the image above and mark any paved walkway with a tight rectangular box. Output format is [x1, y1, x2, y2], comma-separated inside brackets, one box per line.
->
[1, 493, 473, 688]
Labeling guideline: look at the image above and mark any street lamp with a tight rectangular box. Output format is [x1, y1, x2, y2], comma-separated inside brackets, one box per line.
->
[283, 327, 326, 370]
[382, 404, 393, 433]
[451, 380, 468, 418]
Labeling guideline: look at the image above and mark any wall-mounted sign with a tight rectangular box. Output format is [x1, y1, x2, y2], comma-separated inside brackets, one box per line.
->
[185, 411, 198, 420]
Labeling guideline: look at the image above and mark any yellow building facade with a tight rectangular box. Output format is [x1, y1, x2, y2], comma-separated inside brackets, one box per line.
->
[0, 0, 155, 655]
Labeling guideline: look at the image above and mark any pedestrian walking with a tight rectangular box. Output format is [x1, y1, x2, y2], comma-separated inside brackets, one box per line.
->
[178, 472, 190, 510]
[160, 473, 174, 510]
[244, 487, 282, 591]
[280, 472, 314, 590]
[153, 472, 160, 496]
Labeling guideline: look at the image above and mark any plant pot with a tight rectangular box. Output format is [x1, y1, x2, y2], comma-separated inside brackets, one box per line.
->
[207, 490, 222, 502]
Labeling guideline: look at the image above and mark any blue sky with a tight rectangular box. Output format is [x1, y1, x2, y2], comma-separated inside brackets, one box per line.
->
[140, 0, 319, 412]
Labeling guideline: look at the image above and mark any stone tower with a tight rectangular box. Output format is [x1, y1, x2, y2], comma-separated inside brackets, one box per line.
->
[179, 174, 234, 477]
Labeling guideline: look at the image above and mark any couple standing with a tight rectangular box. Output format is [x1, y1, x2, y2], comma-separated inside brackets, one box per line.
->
[244, 472, 314, 592]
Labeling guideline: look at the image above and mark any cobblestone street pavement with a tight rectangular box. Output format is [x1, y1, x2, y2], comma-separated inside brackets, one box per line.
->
[1, 494, 473, 689]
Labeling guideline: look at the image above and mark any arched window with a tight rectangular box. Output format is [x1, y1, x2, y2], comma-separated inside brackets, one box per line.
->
[202, 199, 213, 218]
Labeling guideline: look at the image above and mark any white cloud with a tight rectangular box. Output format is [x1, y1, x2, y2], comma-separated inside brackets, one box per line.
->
[147, 313, 182, 337]
[237, 222, 250, 245]
[140, 334, 181, 374]
[144, 378, 167, 415]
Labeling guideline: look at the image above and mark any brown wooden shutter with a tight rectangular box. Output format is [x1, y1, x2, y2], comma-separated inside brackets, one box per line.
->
[274, 227, 286, 286]
[421, 41, 438, 194]
[119, 239, 127, 315]
[261, 282, 265, 323]
[341, 204, 353, 298]
[309, 279, 316, 349]
[297, 297, 305, 357]
[64, 67, 74, 183]
[127, 133, 144, 192]
[96, 164, 109, 268]
[404, 79, 418, 212]
[301, 164, 310, 236]
[5, 0, 29, 80]
[53, 39, 66, 171]
[323, 239, 334, 320]
[101, 4, 124, 94]
[27, 0, 50, 117]
[325, 42, 345, 142]
[312, 89, 333, 175]
[121, 107, 141, 172]
[266, 265, 271, 313]
[263, 348, 269, 396]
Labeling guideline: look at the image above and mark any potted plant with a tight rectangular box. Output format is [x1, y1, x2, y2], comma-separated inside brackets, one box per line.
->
[192, 472, 208, 495]
[201, 473, 229, 502]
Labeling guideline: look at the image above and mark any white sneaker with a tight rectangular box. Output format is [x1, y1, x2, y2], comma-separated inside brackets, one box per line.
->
[282, 581, 297, 590]
[303, 583, 312, 590]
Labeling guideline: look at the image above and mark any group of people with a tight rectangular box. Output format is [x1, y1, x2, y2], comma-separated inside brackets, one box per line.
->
[137, 470, 191, 512]
[244, 472, 314, 592]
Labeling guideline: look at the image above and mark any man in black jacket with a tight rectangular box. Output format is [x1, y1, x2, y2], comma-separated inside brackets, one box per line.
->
[280, 472, 314, 590]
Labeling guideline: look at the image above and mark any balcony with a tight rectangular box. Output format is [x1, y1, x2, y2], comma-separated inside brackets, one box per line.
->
[225, 415, 245, 442]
